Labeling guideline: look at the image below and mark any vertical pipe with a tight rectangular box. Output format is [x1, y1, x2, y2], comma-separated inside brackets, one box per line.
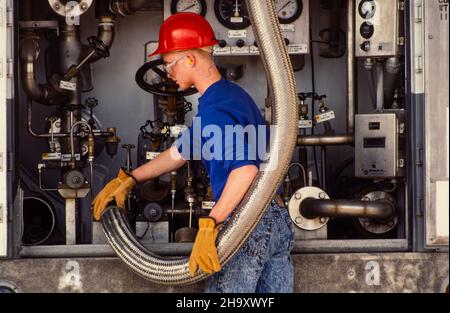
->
[376, 61, 384, 111]
[321, 146, 327, 191]
[347, 0, 356, 134]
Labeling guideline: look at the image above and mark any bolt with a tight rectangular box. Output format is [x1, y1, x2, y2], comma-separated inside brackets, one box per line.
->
[429, 35, 433, 39]
[364, 221, 371, 228]
[294, 192, 302, 200]
[362, 197, 370, 201]
[54, 3, 60, 10]
[319, 192, 327, 199]
[319, 217, 327, 224]
[72, 176, 81, 184]
[295, 216, 303, 224]
[388, 221, 395, 227]
[80, 2, 88, 10]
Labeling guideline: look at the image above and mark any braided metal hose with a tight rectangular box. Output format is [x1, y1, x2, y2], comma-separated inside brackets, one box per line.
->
[101, 0, 299, 285]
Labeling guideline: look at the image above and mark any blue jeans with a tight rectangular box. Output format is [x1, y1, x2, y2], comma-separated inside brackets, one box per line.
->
[204, 201, 295, 293]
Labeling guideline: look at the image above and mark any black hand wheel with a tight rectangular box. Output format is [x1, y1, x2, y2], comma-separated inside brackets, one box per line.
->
[135, 58, 198, 97]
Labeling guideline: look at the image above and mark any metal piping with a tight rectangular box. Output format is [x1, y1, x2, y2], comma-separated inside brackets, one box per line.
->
[19, 35, 49, 103]
[109, 0, 148, 16]
[82, 16, 116, 63]
[297, 134, 354, 146]
[300, 198, 396, 220]
[101, 0, 299, 285]
[346, 0, 356, 134]
[295, 1, 356, 147]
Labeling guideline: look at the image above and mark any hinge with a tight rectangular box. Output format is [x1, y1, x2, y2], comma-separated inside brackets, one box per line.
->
[398, 1, 405, 11]
[416, 147, 423, 166]
[415, 55, 423, 73]
[0, 152, 3, 172]
[0, 204, 3, 222]
[414, 3, 423, 23]
[415, 198, 424, 217]
[398, 37, 405, 46]
[6, 6, 12, 26]
[6, 58, 12, 78]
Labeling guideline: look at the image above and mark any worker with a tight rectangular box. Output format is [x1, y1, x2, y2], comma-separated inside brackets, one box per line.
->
[91, 13, 295, 293]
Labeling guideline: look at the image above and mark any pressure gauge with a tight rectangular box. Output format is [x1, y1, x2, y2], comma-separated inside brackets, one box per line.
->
[214, 0, 251, 30]
[358, 0, 376, 19]
[274, 0, 303, 24]
[170, 0, 207, 16]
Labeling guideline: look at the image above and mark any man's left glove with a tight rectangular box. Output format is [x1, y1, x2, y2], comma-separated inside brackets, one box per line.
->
[91, 168, 137, 221]
[189, 217, 222, 277]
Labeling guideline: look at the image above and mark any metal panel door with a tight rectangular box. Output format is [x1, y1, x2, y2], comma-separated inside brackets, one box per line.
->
[424, 0, 449, 247]
[0, 0, 12, 257]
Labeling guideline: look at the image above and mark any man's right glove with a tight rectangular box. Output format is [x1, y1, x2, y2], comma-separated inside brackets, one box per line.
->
[91, 168, 137, 221]
[188, 217, 222, 277]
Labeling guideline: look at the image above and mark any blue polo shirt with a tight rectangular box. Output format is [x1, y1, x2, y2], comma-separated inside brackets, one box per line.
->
[176, 78, 267, 201]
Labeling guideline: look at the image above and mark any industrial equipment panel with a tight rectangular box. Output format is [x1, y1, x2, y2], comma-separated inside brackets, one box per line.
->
[355, 0, 400, 57]
[164, 0, 310, 56]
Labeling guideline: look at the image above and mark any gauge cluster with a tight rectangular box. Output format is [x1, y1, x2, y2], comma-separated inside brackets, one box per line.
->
[355, 0, 401, 57]
[164, 0, 310, 56]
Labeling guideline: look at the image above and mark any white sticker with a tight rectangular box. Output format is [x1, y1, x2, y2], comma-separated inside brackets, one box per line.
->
[230, 16, 243, 23]
[146, 151, 161, 160]
[288, 44, 308, 54]
[231, 46, 250, 54]
[202, 201, 215, 210]
[316, 111, 335, 123]
[298, 120, 313, 129]
[170, 125, 188, 137]
[280, 24, 295, 32]
[249, 46, 260, 54]
[213, 46, 231, 55]
[228, 30, 247, 38]
[60, 80, 77, 91]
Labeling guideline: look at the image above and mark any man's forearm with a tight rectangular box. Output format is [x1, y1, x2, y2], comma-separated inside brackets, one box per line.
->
[209, 165, 259, 224]
[131, 146, 187, 183]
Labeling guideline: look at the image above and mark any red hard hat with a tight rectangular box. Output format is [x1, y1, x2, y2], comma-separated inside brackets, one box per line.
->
[149, 13, 219, 57]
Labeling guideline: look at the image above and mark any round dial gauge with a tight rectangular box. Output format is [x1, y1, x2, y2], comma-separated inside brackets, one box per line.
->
[274, 0, 303, 24]
[170, 0, 207, 16]
[358, 0, 376, 19]
[214, 0, 251, 30]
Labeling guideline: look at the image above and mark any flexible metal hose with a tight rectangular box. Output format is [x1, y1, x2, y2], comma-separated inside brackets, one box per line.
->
[101, 0, 299, 285]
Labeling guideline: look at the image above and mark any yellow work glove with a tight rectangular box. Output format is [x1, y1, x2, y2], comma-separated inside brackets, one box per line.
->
[189, 217, 222, 277]
[91, 168, 137, 220]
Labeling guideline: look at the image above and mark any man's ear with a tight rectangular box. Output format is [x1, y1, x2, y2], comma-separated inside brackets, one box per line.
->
[186, 54, 195, 66]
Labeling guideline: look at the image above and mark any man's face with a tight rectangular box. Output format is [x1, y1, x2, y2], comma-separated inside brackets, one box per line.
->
[162, 51, 193, 90]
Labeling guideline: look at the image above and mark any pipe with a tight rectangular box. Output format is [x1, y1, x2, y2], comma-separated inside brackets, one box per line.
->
[109, 0, 148, 16]
[300, 198, 396, 220]
[19, 35, 49, 103]
[101, 0, 299, 285]
[384, 57, 401, 107]
[70, 121, 93, 168]
[297, 134, 354, 146]
[27, 97, 112, 139]
[375, 61, 384, 111]
[82, 16, 116, 63]
[346, 0, 356, 134]
[321, 146, 327, 190]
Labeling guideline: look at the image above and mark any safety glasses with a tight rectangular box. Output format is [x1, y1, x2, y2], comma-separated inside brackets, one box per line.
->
[162, 55, 186, 75]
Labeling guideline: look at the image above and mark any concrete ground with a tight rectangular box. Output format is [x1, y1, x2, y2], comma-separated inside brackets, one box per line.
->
[0, 253, 448, 293]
